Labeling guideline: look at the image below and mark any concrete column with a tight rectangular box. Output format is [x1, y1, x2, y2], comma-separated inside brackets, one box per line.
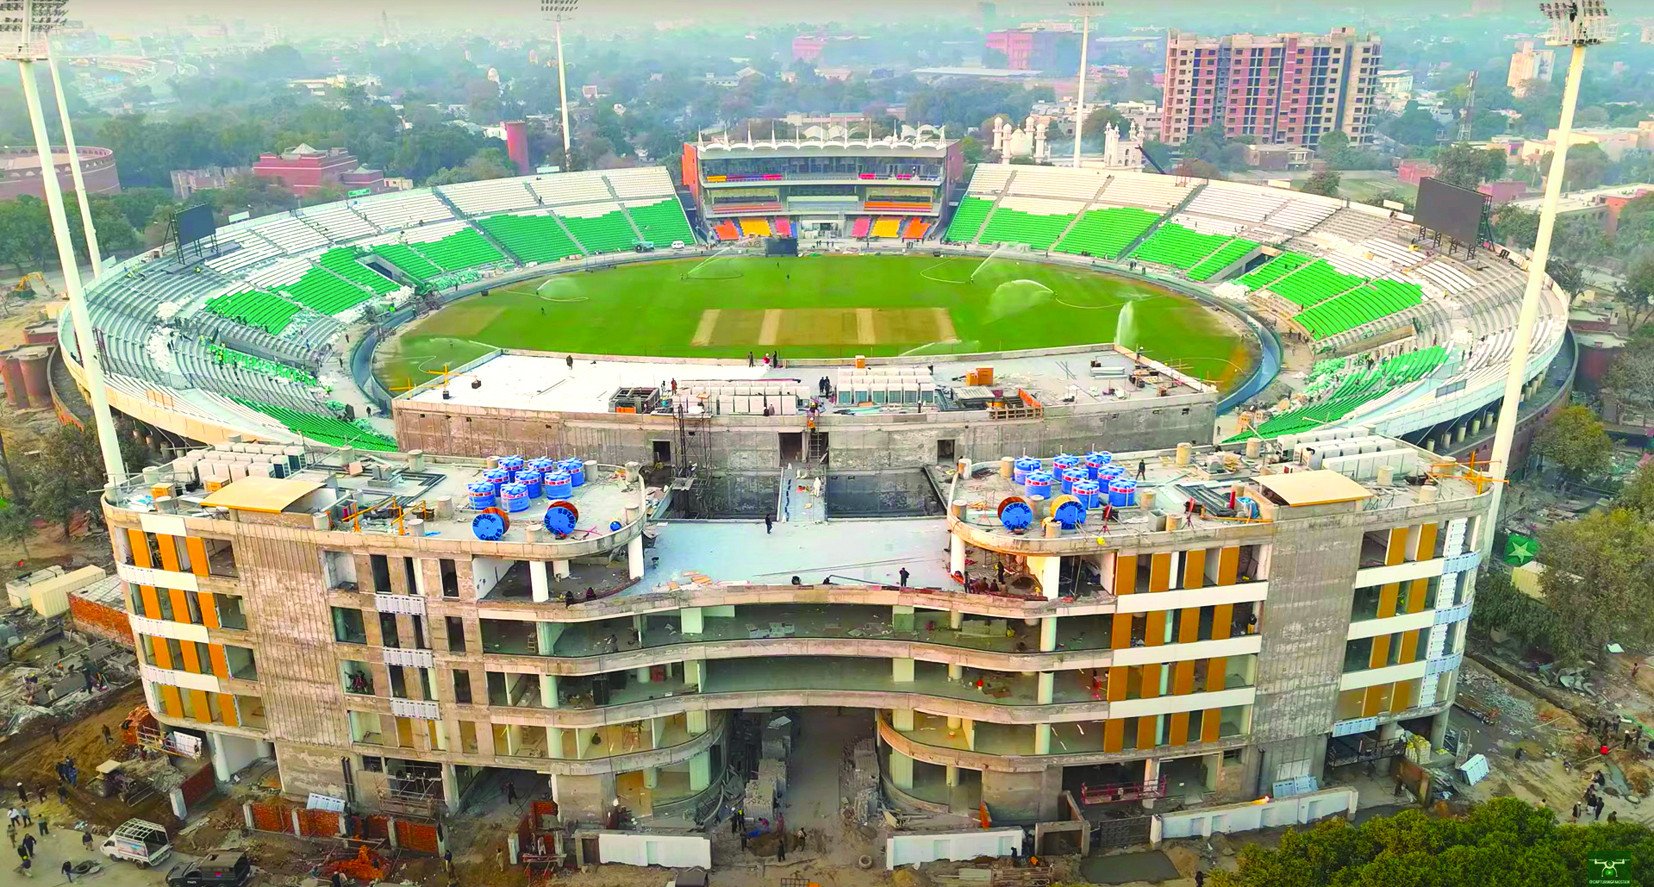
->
[1028, 555, 1062, 599]
[1037, 672, 1054, 704]
[1456, 424, 1467, 443]
[650, 717, 664, 750]
[949, 610, 963, 631]
[687, 710, 708, 735]
[504, 724, 520, 756]
[963, 718, 976, 750]
[1438, 434, 1452, 451]
[1429, 709, 1450, 748]
[627, 535, 644, 580]
[552, 559, 571, 580]
[1379, 721, 1400, 741]
[684, 659, 705, 691]
[442, 763, 461, 809]
[1204, 752, 1222, 791]
[529, 561, 549, 603]
[947, 715, 961, 730]
[535, 622, 558, 656]
[634, 667, 652, 685]
[893, 708, 915, 731]
[1471, 416, 1482, 434]
[892, 657, 915, 683]
[208, 732, 231, 782]
[1040, 617, 1058, 652]
[1034, 723, 1051, 754]
[950, 534, 966, 576]
[573, 727, 591, 757]
[689, 749, 712, 792]
[256, 740, 274, 759]
[643, 767, 659, 790]
[888, 746, 915, 790]
[892, 606, 915, 631]
[946, 765, 959, 787]
[948, 663, 963, 680]
[681, 608, 703, 635]
[1142, 758, 1162, 810]
[540, 674, 558, 709]
[548, 726, 565, 759]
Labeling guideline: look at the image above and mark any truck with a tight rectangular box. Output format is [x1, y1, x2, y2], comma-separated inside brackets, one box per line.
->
[101, 819, 172, 868]
[166, 850, 252, 887]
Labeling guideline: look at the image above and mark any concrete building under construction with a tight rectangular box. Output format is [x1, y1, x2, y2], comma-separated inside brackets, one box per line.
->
[106, 422, 1491, 824]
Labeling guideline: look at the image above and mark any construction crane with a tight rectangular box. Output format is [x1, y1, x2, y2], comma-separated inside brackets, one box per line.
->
[1137, 145, 1170, 176]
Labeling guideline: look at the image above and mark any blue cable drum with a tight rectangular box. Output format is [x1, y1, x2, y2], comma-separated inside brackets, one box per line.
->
[472, 510, 508, 541]
[543, 501, 579, 538]
[1051, 495, 1087, 530]
[467, 481, 497, 510]
[1012, 457, 1042, 485]
[544, 470, 574, 500]
[559, 458, 586, 486]
[501, 482, 530, 513]
[998, 497, 1034, 532]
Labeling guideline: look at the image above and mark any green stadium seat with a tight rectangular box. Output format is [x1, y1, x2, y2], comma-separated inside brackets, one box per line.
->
[560, 210, 637, 255]
[1259, 258, 1367, 309]
[232, 397, 398, 451]
[1228, 347, 1448, 439]
[477, 214, 582, 264]
[1187, 238, 1260, 281]
[372, 229, 506, 284]
[626, 199, 695, 245]
[205, 290, 303, 335]
[943, 197, 993, 243]
[208, 343, 318, 387]
[1054, 207, 1161, 259]
[976, 207, 1075, 251]
[1128, 223, 1246, 272]
[1293, 279, 1424, 340]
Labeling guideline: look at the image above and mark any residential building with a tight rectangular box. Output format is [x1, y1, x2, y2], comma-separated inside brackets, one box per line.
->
[171, 166, 246, 200]
[986, 23, 1079, 72]
[251, 145, 386, 197]
[1160, 28, 1382, 148]
[1375, 69, 1415, 113]
[1506, 42, 1555, 97]
[108, 434, 1492, 823]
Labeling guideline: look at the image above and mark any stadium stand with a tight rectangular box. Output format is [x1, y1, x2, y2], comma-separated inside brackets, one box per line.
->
[476, 213, 581, 264]
[205, 290, 305, 335]
[232, 397, 397, 450]
[871, 218, 901, 239]
[258, 213, 330, 254]
[354, 190, 453, 229]
[1291, 279, 1425, 341]
[206, 342, 319, 388]
[1130, 224, 1253, 272]
[901, 218, 929, 240]
[530, 172, 613, 205]
[299, 203, 378, 242]
[851, 217, 873, 239]
[1231, 347, 1449, 439]
[712, 219, 740, 241]
[558, 204, 638, 254]
[1187, 238, 1261, 282]
[372, 228, 506, 283]
[977, 205, 1074, 251]
[439, 178, 539, 216]
[773, 217, 794, 237]
[942, 197, 993, 243]
[740, 218, 773, 237]
[1257, 257, 1368, 308]
[1238, 252, 1313, 291]
[626, 200, 696, 245]
[1054, 207, 1161, 259]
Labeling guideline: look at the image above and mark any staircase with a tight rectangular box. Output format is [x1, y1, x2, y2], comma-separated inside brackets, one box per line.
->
[550, 210, 589, 255]
[1121, 183, 1207, 260]
[349, 203, 384, 234]
[431, 187, 467, 218]
[1051, 179, 1114, 248]
[438, 187, 526, 265]
[969, 171, 1017, 247]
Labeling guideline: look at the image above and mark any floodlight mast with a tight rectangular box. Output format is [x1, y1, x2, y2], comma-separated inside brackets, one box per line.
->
[1481, 1, 1610, 561]
[1069, 1, 1104, 167]
[2, 0, 126, 487]
[542, 0, 578, 171]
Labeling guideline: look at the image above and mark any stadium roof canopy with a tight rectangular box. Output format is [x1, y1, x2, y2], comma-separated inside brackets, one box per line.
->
[698, 141, 953, 159]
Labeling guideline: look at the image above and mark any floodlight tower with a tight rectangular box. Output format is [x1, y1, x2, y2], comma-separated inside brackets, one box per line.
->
[2, 0, 126, 485]
[1483, 1, 1610, 557]
[1069, 1, 1104, 167]
[542, 0, 579, 171]
[47, 42, 102, 280]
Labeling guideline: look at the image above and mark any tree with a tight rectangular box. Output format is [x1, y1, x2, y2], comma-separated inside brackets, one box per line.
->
[1605, 325, 1654, 415]
[1492, 205, 1540, 250]
[1537, 404, 1612, 486]
[1542, 142, 1613, 191]
[1539, 506, 1654, 658]
[1141, 139, 1173, 173]
[1381, 101, 1441, 148]
[959, 134, 985, 164]
[425, 147, 517, 186]
[0, 502, 33, 560]
[21, 425, 108, 536]
[1616, 461, 1654, 518]
[1213, 797, 1654, 887]
[1301, 170, 1341, 198]
[1434, 142, 1506, 189]
[1082, 106, 1128, 143]
[1172, 158, 1222, 180]
[1616, 252, 1654, 330]
[1470, 570, 1569, 660]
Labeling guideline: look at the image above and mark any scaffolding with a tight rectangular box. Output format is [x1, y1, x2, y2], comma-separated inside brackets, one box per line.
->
[673, 403, 712, 516]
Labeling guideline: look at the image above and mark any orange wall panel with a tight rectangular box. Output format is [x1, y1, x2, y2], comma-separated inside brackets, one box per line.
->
[1182, 549, 1207, 589]
[1114, 555, 1138, 596]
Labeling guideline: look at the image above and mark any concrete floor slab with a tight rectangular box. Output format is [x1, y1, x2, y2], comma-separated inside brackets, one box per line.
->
[646, 517, 951, 590]
[1079, 849, 1182, 884]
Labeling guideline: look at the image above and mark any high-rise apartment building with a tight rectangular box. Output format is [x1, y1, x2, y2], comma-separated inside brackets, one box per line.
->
[1160, 28, 1382, 148]
[1507, 41, 1556, 97]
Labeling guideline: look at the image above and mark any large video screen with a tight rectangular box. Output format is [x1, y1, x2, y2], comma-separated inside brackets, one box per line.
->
[1415, 177, 1486, 246]
[176, 204, 218, 245]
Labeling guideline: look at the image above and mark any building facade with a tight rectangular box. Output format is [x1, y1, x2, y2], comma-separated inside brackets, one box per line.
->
[1506, 42, 1555, 97]
[107, 433, 1489, 823]
[0, 146, 120, 201]
[251, 145, 387, 197]
[986, 25, 1078, 72]
[1160, 28, 1381, 148]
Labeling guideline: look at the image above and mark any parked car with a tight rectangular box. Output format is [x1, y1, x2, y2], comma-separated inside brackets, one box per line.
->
[100, 819, 171, 868]
[165, 850, 252, 887]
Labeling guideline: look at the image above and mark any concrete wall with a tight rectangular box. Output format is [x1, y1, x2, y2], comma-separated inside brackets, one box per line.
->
[981, 767, 1060, 822]
[392, 395, 1217, 472]
[887, 828, 1024, 869]
[1153, 788, 1357, 844]
[595, 831, 711, 868]
[825, 470, 945, 517]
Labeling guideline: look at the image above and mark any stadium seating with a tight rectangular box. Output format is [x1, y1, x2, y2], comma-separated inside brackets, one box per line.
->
[1259, 258, 1368, 309]
[712, 219, 739, 241]
[232, 397, 397, 451]
[298, 203, 377, 242]
[1292, 279, 1425, 341]
[258, 213, 330, 254]
[851, 217, 873, 238]
[440, 178, 539, 216]
[1238, 252, 1313, 291]
[477, 213, 581, 264]
[529, 172, 613, 205]
[1231, 347, 1448, 439]
[773, 217, 794, 237]
[1130, 224, 1248, 271]
[977, 206, 1074, 251]
[865, 200, 933, 212]
[1054, 207, 1160, 259]
[280, 249, 396, 315]
[604, 167, 677, 200]
[558, 205, 638, 254]
[354, 191, 453, 229]
[901, 218, 929, 240]
[372, 229, 506, 283]
[943, 197, 993, 243]
[371, 244, 444, 282]
[1187, 238, 1261, 282]
[205, 290, 305, 335]
[740, 218, 773, 237]
[625, 199, 696, 245]
[207, 342, 318, 387]
[871, 218, 901, 239]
